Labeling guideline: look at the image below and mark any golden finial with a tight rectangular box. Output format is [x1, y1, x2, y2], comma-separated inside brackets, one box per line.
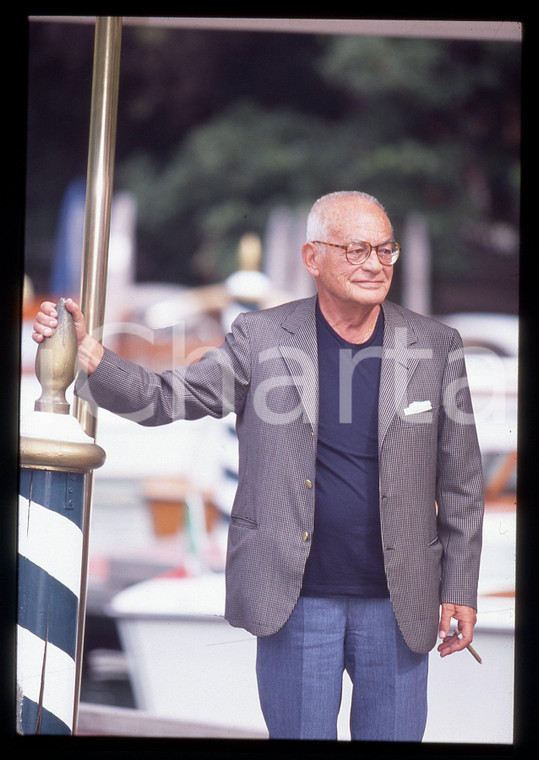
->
[237, 233, 262, 271]
[34, 298, 77, 414]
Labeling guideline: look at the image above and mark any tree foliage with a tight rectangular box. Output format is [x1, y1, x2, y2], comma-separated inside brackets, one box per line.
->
[25, 23, 520, 299]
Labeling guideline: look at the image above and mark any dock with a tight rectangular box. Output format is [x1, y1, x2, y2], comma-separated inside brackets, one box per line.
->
[77, 702, 267, 738]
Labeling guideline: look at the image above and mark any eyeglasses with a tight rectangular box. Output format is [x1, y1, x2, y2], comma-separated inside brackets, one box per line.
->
[312, 240, 401, 266]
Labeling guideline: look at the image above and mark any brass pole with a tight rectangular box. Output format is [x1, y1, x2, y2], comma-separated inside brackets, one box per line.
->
[72, 16, 122, 733]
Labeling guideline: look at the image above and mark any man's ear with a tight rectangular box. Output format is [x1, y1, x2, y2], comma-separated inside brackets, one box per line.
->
[301, 241, 320, 277]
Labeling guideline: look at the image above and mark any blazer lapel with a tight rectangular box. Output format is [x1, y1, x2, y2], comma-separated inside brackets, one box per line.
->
[279, 296, 319, 433]
[276, 297, 422, 445]
[378, 301, 422, 450]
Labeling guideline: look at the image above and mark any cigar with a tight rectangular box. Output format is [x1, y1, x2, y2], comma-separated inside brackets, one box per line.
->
[456, 629, 482, 664]
[465, 642, 482, 664]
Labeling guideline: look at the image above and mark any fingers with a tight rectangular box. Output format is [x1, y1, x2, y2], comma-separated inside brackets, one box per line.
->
[64, 298, 88, 343]
[458, 618, 475, 644]
[31, 298, 87, 344]
[32, 301, 59, 342]
[438, 606, 453, 641]
[437, 632, 461, 658]
[437, 628, 470, 658]
[64, 297, 82, 319]
[437, 604, 477, 658]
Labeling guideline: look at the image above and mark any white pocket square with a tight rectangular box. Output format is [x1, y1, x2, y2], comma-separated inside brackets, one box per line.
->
[403, 400, 433, 416]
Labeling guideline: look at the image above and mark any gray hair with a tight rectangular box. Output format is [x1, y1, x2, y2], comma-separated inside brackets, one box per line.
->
[305, 191, 390, 242]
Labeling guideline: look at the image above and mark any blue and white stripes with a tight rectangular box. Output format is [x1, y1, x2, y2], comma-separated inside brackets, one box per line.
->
[17, 467, 84, 734]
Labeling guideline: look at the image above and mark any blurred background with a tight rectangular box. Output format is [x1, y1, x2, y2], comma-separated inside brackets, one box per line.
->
[20, 17, 521, 742]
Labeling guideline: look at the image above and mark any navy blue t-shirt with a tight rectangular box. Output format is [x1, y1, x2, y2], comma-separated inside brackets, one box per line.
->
[300, 301, 389, 598]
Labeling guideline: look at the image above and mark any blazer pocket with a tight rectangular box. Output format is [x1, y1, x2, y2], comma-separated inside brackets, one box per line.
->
[230, 514, 258, 529]
[402, 404, 438, 420]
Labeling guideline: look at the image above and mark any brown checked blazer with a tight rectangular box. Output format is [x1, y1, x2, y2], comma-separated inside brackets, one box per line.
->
[75, 296, 484, 654]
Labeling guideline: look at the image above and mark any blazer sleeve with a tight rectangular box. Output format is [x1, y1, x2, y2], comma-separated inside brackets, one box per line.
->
[74, 311, 252, 426]
[436, 329, 484, 610]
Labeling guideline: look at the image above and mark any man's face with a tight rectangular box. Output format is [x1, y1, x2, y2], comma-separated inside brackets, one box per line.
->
[306, 199, 395, 310]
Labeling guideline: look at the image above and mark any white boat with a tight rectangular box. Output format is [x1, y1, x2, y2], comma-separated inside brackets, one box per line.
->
[108, 572, 264, 737]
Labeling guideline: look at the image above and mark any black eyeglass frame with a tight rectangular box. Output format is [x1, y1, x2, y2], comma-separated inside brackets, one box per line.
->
[312, 240, 401, 266]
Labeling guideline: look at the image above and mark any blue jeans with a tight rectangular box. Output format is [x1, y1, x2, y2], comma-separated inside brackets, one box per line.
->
[256, 596, 428, 741]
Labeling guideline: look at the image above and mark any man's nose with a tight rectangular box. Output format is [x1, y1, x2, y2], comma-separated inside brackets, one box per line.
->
[360, 248, 384, 272]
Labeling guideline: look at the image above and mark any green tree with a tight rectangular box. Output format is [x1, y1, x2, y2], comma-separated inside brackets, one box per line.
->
[118, 36, 519, 286]
[25, 24, 520, 307]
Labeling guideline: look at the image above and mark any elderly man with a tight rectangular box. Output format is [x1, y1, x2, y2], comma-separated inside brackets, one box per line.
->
[33, 191, 483, 741]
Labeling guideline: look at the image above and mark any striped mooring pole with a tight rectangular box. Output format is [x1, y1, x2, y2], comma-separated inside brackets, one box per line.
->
[17, 299, 105, 734]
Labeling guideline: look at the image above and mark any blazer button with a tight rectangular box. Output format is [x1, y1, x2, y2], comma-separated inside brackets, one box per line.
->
[302, 531, 310, 541]
[305, 479, 313, 489]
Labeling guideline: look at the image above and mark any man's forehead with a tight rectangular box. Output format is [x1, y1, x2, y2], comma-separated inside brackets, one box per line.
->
[325, 199, 391, 237]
